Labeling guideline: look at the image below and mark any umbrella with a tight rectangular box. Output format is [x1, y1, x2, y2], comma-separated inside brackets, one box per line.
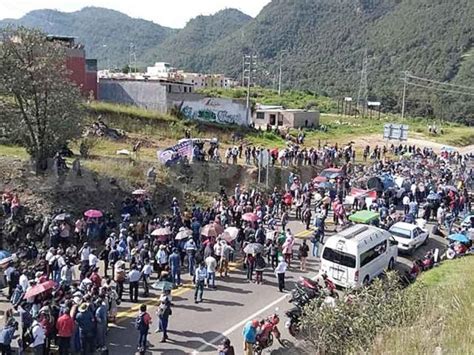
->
[54, 213, 71, 222]
[175, 228, 192, 240]
[243, 243, 264, 255]
[313, 176, 328, 184]
[24, 280, 56, 299]
[317, 182, 335, 190]
[266, 230, 277, 240]
[242, 213, 258, 223]
[84, 209, 103, 218]
[151, 280, 173, 291]
[213, 222, 224, 235]
[132, 189, 147, 195]
[222, 227, 239, 242]
[427, 192, 441, 200]
[448, 233, 470, 243]
[151, 227, 171, 237]
[201, 224, 219, 237]
[444, 185, 458, 192]
[0, 250, 11, 261]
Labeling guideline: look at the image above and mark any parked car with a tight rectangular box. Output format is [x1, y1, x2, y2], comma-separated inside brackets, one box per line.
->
[389, 222, 429, 253]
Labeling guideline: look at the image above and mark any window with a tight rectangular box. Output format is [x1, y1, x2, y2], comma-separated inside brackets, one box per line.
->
[322, 247, 356, 268]
[360, 240, 387, 267]
[167, 85, 172, 93]
[277, 115, 283, 126]
[256, 112, 265, 120]
[390, 227, 412, 239]
[184, 87, 187, 93]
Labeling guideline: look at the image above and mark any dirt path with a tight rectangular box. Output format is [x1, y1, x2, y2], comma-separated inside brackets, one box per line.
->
[354, 133, 474, 154]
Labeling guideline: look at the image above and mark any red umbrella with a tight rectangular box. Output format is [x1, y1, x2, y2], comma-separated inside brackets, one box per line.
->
[242, 212, 258, 222]
[24, 280, 56, 299]
[84, 209, 103, 218]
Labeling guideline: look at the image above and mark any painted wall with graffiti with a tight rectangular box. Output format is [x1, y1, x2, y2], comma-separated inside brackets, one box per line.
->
[175, 98, 249, 126]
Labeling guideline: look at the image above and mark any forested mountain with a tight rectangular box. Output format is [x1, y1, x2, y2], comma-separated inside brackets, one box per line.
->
[0, 7, 176, 70]
[148, 9, 252, 70]
[1, 1, 473, 122]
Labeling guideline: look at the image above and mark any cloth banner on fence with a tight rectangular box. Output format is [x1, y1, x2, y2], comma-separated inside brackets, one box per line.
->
[158, 139, 193, 165]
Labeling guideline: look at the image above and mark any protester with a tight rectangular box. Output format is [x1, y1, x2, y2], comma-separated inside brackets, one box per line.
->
[275, 257, 288, 292]
[136, 304, 152, 352]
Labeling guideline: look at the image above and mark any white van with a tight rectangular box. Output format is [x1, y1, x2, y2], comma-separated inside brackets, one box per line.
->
[320, 224, 398, 288]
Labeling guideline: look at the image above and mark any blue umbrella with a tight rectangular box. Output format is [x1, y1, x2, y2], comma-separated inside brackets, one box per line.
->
[427, 192, 441, 200]
[0, 250, 11, 260]
[318, 182, 335, 190]
[448, 233, 470, 243]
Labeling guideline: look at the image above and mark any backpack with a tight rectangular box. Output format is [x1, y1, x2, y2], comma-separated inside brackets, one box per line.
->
[135, 314, 147, 331]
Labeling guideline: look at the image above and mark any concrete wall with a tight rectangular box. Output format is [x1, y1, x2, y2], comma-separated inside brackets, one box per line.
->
[98, 79, 169, 113]
[253, 110, 319, 128]
[172, 97, 249, 126]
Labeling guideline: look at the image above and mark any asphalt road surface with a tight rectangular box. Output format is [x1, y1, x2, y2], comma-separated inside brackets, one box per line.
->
[0, 213, 448, 355]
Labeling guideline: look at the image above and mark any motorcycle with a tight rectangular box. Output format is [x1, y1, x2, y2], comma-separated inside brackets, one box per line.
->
[285, 306, 302, 337]
[253, 313, 283, 354]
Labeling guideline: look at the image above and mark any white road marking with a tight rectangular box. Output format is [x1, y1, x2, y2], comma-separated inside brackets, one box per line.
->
[193, 273, 320, 354]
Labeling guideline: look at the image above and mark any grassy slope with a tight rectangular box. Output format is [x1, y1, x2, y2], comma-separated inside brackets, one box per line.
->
[372, 256, 474, 354]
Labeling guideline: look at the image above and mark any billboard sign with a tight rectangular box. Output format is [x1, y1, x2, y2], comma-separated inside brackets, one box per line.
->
[383, 123, 409, 141]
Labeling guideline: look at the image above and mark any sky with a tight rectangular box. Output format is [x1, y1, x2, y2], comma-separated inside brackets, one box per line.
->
[0, 0, 272, 28]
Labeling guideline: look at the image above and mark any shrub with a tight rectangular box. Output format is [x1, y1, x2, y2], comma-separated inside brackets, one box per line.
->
[300, 272, 426, 354]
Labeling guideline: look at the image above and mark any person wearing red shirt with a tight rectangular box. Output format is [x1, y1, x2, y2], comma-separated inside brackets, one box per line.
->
[90, 267, 102, 288]
[56, 309, 75, 355]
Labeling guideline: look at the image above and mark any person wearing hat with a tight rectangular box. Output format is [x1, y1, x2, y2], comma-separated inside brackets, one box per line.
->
[75, 302, 95, 355]
[242, 320, 259, 355]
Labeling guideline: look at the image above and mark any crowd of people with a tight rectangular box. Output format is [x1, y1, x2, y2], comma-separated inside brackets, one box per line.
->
[0, 139, 472, 354]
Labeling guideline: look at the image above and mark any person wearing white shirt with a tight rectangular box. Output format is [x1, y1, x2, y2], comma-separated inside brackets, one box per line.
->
[128, 266, 141, 303]
[204, 255, 217, 288]
[141, 261, 153, 297]
[79, 242, 91, 279]
[89, 252, 98, 270]
[402, 195, 410, 214]
[19, 272, 29, 292]
[30, 320, 46, 353]
[60, 262, 75, 286]
[274, 258, 288, 292]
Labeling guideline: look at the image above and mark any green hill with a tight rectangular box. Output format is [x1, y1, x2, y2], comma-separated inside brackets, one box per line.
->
[2, 1, 472, 122]
[0, 7, 176, 70]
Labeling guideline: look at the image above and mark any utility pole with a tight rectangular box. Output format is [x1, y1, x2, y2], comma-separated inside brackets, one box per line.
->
[244, 54, 257, 125]
[401, 71, 408, 120]
[357, 49, 369, 116]
[129, 42, 137, 74]
[278, 50, 287, 95]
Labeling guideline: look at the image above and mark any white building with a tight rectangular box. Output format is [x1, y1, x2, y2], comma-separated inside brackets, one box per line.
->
[146, 62, 176, 79]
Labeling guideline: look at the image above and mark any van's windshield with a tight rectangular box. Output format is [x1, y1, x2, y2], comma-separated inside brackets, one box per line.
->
[322, 247, 356, 268]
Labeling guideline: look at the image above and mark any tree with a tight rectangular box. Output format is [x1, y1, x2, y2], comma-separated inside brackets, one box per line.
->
[0, 27, 83, 171]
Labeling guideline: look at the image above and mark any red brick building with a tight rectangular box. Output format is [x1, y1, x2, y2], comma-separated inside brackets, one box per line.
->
[47, 35, 98, 99]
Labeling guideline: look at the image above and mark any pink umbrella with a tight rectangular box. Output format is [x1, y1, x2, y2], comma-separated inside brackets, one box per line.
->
[213, 222, 224, 236]
[222, 227, 239, 242]
[84, 209, 103, 218]
[242, 212, 258, 223]
[24, 280, 56, 299]
[151, 227, 171, 237]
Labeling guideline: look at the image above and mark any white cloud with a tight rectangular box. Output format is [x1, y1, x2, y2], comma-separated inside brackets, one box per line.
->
[0, 0, 271, 28]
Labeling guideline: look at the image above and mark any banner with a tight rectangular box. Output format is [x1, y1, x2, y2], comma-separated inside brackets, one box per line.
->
[158, 139, 193, 165]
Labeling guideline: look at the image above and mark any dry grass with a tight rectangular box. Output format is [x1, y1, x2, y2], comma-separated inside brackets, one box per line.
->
[372, 256, 474, 354]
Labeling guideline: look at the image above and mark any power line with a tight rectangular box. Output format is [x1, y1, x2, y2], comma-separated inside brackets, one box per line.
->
[406, 73, 474, 91]
[405, 81, 474, 97]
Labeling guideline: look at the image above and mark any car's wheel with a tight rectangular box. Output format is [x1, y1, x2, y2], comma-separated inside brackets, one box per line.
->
[363, 276, 370, 286]
[388, 258, 395, 270]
